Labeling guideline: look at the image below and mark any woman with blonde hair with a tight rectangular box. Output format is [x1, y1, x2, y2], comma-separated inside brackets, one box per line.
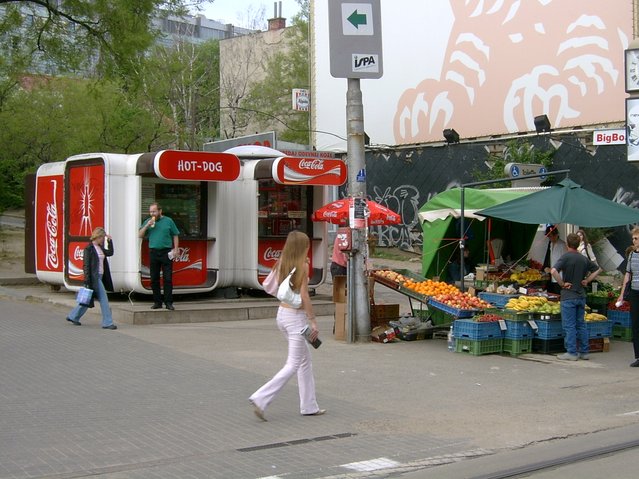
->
[249, 230, 324, 420]
[617, 226, 639, 367]
[66, 227, 117, 330]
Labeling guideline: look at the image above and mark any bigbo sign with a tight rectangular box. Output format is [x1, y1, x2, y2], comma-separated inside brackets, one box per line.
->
[593, 129, 626, 145]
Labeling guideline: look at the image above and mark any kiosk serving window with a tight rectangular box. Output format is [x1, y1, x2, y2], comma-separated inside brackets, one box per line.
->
[258, 179, 310, 237]
[141, 181, 206, 238]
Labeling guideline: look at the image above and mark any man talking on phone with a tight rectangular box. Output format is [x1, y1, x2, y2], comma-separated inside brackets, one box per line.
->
[138, 203, 180, 310]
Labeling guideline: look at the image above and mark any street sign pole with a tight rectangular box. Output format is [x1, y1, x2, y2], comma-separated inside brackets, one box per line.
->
[347, 78, 370, 342]
[329, 0, 383, 343]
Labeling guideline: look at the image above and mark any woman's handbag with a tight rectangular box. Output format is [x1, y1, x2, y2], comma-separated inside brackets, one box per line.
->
[76, 287, 94, 307]
[262, 267, 279, 297]
[277, 267, 303, 308]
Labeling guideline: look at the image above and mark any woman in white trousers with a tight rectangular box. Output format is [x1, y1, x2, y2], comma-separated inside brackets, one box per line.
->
[249, 231, 325, 421]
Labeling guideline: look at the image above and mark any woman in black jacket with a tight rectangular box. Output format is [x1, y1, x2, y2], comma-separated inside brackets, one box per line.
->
[66, 227, 117, 329]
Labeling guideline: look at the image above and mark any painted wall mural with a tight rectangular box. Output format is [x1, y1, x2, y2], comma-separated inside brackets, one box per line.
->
[393, 0, 631, 144]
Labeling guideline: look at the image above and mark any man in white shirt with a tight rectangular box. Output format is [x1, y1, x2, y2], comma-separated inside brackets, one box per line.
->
[544, 226, 567, 294]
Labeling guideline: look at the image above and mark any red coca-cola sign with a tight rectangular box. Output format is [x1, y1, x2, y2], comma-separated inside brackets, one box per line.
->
[140, 240, 208, 287]
[154, 150, 241, 182]
[272, 157, 347, 186]
[258, 239, 312, 280]
[35, 175, 64, 272]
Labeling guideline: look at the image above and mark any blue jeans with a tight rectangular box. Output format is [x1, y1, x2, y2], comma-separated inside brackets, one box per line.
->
[561, 297, 588, 355]
[68, 275, 113, 327]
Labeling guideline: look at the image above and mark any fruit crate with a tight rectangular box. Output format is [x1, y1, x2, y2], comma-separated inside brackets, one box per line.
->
[534, 320, 565, 340]
[586, 294, 611, 314]
[428, 308, 456, 326]
[455, 338, 503, 355]
[532, 337, 565, 354]
[612, 325, 632, 341]
[589, 337, 605, 353]
[502, 338, 533, 355]
[478, 292, 520, 308]
[497, 309, 534, 321]
[453, 319, 503, 340]
[586, 320, 612, 338]
[607, 309, 631, 328]
[428, 299, 479, 318]
[504, 320, 535, 339]
[532, 312, 562, 321]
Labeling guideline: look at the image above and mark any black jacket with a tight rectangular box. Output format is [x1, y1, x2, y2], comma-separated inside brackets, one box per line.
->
[83, 239, 114, 307]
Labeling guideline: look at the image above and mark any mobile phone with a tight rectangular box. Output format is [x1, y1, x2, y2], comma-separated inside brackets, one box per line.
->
[301, 325, 322, 349]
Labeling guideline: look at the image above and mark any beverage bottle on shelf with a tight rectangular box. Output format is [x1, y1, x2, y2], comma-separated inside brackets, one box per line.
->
[447, 325, 456, 352]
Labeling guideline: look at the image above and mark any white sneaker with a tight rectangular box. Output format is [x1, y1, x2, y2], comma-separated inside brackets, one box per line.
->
[579, 353, 590, 360]
[557, 353, 578, 361]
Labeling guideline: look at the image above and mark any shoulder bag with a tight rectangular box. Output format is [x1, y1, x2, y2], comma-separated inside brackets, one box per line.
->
[277, 267, 303, 308]
[262, 266, 279, 297]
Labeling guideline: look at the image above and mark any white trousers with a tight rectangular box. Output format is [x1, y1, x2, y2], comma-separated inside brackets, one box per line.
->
[249, 306, 319, 415]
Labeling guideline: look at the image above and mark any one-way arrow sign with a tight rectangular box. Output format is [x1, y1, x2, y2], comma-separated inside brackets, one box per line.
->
[348, 10, 367, 28]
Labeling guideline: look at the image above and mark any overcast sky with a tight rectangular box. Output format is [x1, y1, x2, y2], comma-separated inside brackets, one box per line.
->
[196, 0, 301, 27]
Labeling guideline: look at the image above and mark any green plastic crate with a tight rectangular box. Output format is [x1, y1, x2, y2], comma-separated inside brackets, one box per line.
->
[612, 325, 633, 341]
[502, 338, 533, 355]
[499, 309, 534, 321]
[455, 338, 503, 355]
[430, 308, 455, 326]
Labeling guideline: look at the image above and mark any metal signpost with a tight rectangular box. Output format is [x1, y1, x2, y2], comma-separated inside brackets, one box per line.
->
[328, 0, 383, 342]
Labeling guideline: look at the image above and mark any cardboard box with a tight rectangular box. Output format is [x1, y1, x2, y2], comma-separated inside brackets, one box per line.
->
[370, 303, 400, 328]
[371, 325, 397, 343]
[334, 302, 346, 341]
[333, 275, 347, 303]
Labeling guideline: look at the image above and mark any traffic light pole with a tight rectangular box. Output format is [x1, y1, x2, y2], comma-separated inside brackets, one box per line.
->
[346, 78, 370, 343]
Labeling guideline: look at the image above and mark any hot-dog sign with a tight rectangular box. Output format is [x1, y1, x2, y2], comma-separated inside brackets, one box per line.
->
[153, 150, 241, 182]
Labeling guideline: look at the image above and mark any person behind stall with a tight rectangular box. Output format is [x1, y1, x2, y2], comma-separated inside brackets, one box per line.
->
[551, 233, 602, 361]
[543, 225, 567, 294]
[249, 230, 325, 421]
[138, 202, 180, 310]
[576, 229, 597, 263]
[66, 227, 117, 330]
[617, 226, 639, 367]
[330, 241, 348, 280]
[448, 248, 475, 283]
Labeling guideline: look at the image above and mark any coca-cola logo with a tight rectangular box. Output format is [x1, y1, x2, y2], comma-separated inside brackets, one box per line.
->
[45, 180, 59, 270]
[263, 247, 282, 261]
[299, 159, 324, 170]
[323, 211, 339, 218]
[73, 246, 84, 261]
[174, 247, 190, 262]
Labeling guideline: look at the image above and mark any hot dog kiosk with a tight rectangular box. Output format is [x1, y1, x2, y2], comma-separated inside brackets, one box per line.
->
[26, 146, 347, 294]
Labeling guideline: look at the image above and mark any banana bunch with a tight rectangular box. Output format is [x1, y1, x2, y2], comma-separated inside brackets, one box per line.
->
[585, 312, 607, 321]
[505, 296, 560, 314]
[509, 269, 544, 285]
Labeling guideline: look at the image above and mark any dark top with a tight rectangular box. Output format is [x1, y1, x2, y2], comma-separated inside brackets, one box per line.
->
[83, 239, 114, 294]
[553, 250, 598, 300]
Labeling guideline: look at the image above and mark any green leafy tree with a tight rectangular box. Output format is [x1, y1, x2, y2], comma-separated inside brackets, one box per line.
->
[138, 39, 220, 150]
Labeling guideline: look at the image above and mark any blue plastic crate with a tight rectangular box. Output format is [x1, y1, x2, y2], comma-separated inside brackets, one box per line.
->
[428, 299, 478, 318]
[478, 292, 520, 308]
[586, 320, 612, 338]
[504, 319, 534, 339]
[453, 319, 503, 340]
[607, 310, 631, 328]
[534, 319, 565, 340]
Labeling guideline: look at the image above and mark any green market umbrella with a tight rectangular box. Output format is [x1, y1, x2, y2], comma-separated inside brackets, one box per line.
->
[477, 179, 639, 227]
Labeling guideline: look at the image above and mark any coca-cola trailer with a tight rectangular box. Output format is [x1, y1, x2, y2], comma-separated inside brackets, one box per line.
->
[25, 147, 346, 295]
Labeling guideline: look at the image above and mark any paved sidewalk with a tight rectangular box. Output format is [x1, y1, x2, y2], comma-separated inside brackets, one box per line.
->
[2, 288, 639, 479]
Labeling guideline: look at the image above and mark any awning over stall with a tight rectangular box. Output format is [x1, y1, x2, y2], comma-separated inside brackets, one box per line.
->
[419, 187, 542, 280]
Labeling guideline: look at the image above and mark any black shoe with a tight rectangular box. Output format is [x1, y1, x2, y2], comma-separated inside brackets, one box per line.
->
[151, 303, 162, 309]
[165, 303, 175, 311]
[630, 359, 639, 367]
[66, 317, 81, 326]
[102, 324, 118, 330]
